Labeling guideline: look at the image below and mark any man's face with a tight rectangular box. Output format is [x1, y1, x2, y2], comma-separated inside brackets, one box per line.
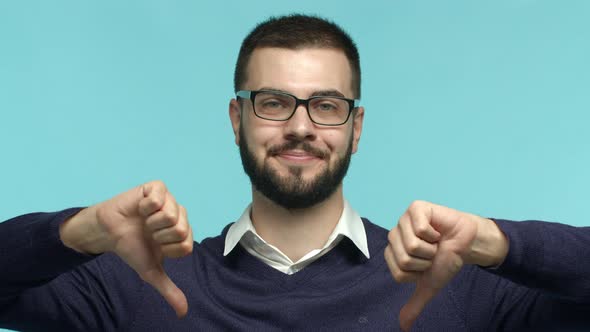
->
[230, 47, 364, 209]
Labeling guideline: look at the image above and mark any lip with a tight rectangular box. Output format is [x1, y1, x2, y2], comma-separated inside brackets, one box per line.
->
[275, 150, 322, 163]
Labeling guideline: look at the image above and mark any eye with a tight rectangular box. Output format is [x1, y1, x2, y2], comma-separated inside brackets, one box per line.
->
[262, 100, 284, 109]
[317, 103, 337, 111]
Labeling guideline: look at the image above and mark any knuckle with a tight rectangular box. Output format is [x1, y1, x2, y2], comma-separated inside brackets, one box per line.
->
[163, 210, 178, 224]
[414, 224, 428, 237]
[406, 240, 420, 255]
[179, 205, 188, 217]
[146, 196, 162, 210]
[397, 213, 408, 227]
[152, 180, 167, 190]
[384, 246, 394, 264]
[398, 255, 412, 269]
[409, 200, 430, 213]
[387, 229, 396, 244]
[408, 200, 423, 211]
[179, 241, 193, 254]
[175, 224, 189, 239]
[392, 269, 406, 282]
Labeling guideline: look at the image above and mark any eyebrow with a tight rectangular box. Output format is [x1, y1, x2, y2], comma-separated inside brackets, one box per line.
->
[258, 87, 346, 98]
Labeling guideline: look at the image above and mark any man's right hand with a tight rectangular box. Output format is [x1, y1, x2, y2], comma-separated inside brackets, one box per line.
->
[59, 180, 193, 318]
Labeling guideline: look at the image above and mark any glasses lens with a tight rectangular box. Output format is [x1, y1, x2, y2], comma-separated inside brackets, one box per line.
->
[309, 97, 350, 125]
[254, 92, 296, 120]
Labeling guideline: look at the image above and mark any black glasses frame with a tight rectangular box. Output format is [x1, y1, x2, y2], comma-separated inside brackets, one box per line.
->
[236, 90, 360, 126]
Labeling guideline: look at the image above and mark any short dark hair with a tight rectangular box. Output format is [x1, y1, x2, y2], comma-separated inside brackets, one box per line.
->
[234, 14, 361, 98]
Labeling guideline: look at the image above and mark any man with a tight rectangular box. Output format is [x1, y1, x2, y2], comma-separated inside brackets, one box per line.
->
[1, 14, 589, 331]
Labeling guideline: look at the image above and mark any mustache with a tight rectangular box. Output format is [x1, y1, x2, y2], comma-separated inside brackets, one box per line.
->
[268, 141, 329, 159]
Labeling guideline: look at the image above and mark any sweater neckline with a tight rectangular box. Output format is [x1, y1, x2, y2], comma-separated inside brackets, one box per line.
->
[219, 219, 385, 291]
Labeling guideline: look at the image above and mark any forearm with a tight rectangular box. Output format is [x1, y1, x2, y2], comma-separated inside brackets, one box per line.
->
[486, 219, 590, 303]
[0, 209, 95, 301]
[0, 209, 143, 330]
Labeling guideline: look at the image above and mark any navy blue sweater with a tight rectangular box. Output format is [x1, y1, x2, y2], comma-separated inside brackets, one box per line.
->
[0, 208, 589, 331]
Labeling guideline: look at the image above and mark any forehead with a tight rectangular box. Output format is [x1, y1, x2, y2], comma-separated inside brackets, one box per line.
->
[245, 47, 354, 98]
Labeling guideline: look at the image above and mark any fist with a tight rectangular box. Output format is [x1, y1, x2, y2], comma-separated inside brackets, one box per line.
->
[98, 180, 193, 317]
[61, 180, 193, 318]
[95, 180, 193, 259]
[384, 200, 507, 331]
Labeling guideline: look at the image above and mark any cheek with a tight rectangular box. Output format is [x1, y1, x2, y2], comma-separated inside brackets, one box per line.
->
[323, 128, 353, 156]
[244, 123, 280, 157]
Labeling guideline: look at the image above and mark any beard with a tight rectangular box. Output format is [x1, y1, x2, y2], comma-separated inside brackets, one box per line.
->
[239, 128, 353, 210]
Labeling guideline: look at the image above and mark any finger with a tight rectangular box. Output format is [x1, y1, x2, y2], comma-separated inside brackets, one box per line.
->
[384, 243, 421, 283]
[398, 214, 438, 260]
[142, 180, 168, 197]
[407, 201, 441, 243]
[152, 220, 190, 244]
[399, 282, 438, 332]
[145, 193, 179, 232]
[140, 266, 188, 318]
[161, 226, 193, 258]
[139, 181, 168, 217]
[390, 227, 433, 272]
[151, 204, 189, 244]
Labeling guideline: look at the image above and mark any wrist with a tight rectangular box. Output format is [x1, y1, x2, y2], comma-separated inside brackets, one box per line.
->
[59, 205, 110, 255]
[465, 216, 509, 267]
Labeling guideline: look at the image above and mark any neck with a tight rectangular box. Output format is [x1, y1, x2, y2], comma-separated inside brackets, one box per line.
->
[250, 185, 345, 262]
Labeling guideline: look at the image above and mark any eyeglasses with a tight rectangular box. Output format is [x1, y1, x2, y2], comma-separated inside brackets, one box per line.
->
[236, 90, 360, 126]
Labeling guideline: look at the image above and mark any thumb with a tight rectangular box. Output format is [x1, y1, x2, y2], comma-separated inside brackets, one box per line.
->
[399, 253, 464, 331]
[399, 282, 438, 332]
[140, 267, 188, 318]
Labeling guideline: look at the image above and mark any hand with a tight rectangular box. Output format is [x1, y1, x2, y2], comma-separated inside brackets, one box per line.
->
[384, 200, 508, 331]
[60, 180, 193, 318]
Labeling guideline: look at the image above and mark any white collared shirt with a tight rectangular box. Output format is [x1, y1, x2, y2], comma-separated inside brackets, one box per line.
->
[223, 199, 370, 275]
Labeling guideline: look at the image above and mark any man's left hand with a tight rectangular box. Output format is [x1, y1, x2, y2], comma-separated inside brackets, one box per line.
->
[384, 200, 509, 332]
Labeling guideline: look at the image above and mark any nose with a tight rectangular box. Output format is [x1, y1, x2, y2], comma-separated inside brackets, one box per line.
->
[283, 104, 316, 141]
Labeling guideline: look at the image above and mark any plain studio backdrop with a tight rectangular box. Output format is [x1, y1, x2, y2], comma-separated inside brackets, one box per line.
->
[1, 1, 589, 330]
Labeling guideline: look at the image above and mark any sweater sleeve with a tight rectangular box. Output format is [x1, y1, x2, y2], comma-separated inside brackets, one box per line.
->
[453, 219, 590, 331]
[0, 210, 144, 331]
[0, 209, 92, 293]
[490, 219, 590, 304]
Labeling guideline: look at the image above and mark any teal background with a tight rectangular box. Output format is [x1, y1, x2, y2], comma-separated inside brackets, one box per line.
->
[1, 0, 589, 329]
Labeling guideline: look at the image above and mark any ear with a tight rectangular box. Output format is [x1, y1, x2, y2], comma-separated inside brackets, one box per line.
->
[351, 106, 364, 154]
[229, 99, 242, 146]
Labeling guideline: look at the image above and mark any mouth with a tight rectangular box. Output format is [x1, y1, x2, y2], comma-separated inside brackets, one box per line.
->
[268, 143, 328, 166]
[276, 150, 323, 163]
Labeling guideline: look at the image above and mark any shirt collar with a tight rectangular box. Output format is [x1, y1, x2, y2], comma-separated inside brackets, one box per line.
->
[223, 199, 370, 259]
